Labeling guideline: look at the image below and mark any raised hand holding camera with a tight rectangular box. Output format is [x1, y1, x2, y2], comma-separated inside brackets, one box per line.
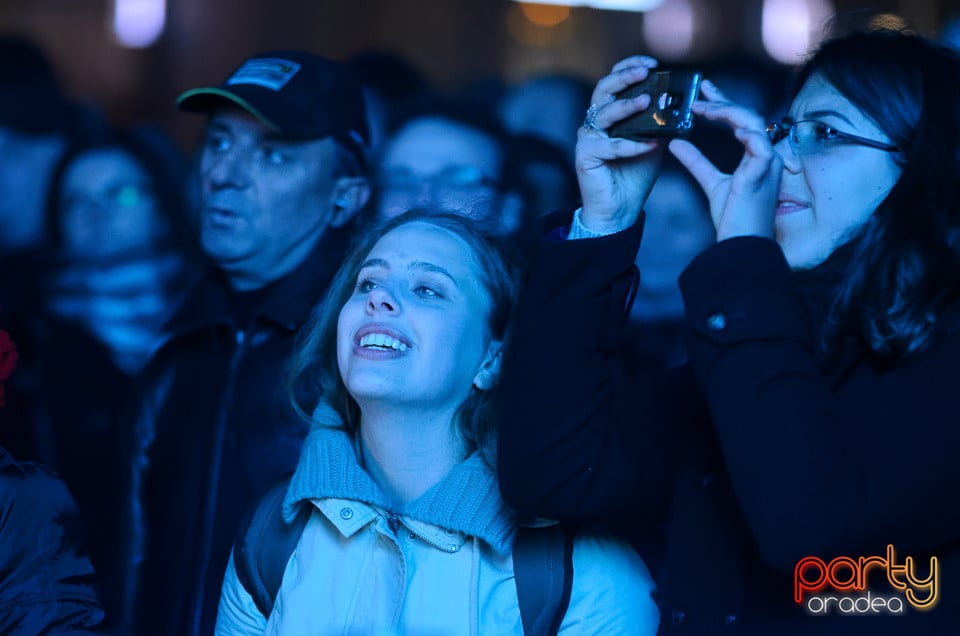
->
[668, 79, 780, 242]
[576, 55, 667, 235]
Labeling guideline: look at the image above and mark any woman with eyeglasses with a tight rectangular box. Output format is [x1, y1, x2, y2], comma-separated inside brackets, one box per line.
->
[495, 29, 960, 635]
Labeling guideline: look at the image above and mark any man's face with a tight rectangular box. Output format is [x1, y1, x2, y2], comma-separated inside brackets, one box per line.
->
[376, 117, 503, 225]
[197, 110, 342, 289]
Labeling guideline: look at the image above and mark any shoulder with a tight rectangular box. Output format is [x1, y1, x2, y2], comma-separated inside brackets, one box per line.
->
[0, 453, 77, 519]
[0, 456, 89, 556]
[215, 551, 268, 636]
[562, 533, 659, 635]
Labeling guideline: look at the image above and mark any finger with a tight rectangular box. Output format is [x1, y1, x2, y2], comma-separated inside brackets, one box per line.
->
[697, 79, 725, 102]
[610, 55, 658, 74]
[732, 128, 781, 182]
[590, 65, 653, 107]
[692, 100, 767, 134]
[668, 139, 724, 194]
[578, 132, 661, 164]
[589, 94, 652, 132]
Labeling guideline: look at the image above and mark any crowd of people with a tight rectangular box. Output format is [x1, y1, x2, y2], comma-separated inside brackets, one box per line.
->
[1, 22, 959, 636]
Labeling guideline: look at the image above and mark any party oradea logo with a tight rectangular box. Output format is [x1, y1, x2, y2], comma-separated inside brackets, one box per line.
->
[794, 545, 939, 616]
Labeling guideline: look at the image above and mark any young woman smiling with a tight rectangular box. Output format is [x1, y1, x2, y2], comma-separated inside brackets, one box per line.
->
[215, 210, 658, 635]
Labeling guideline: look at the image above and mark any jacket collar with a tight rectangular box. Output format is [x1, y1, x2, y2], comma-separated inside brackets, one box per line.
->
[283, 403, 519, 556]
[165, 226, 351, 336]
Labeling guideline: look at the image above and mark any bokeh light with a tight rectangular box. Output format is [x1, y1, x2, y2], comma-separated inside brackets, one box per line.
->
[762, 0, 834, 65]
[512, 0, 665, 12]
[643, 0, 696, 60]
[520, 3, 572, 28]
[112, 0, 166, 49]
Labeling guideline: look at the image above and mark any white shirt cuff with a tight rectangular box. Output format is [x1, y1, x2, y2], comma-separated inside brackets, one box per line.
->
[567, 207, 618, 240]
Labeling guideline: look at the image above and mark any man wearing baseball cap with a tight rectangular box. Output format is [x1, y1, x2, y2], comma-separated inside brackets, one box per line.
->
[126, 51, 370, 636]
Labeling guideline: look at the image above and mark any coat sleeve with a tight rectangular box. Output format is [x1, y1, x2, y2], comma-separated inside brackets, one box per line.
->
[561, 534, 659, 635]
[215, 551, 269, 635]
[0, 456, 106, 635]
[679, 236, 960, 572]
[496, 216, 678, 528]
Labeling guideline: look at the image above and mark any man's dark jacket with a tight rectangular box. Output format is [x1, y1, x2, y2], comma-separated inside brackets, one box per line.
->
[496, 217, 960, 635]
[128, 229, 350, 636]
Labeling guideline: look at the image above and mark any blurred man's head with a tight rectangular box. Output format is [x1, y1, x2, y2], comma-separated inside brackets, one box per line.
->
[178, 51, 371, 291]
[497, 74, 592, 161]
[0, 36, 74, 252]
[632, 164, 715, 322]
[375, 111, 522, 236]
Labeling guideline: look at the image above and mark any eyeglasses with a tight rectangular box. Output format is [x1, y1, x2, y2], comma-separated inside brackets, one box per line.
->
[765, 120, 899, 156]
[378, 165, 500, 193]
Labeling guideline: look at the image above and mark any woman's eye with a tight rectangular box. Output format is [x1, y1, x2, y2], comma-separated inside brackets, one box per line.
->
[414, 285, 441, 299]
[357, 279, 377, 293]
[818, 125, 841, 141]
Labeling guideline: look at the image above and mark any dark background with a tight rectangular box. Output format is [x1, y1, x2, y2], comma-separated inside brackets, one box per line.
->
[2, 0, 958, 149]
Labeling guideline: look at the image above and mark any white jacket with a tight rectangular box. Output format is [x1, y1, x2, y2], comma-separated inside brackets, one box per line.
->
[216, 411, 658, 635]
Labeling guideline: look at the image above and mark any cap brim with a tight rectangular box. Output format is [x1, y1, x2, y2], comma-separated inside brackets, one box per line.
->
[176, 87, 280, 132]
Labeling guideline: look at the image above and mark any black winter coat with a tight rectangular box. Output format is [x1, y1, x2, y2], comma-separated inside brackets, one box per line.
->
[127, 230, 349, 636]
[0, 446, 105, 634]
[496, 217, 960, 634]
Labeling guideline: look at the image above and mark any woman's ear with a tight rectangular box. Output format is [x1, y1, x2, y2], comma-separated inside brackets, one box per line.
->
[473, 340, 503, 391]
[330, 177, 372, 228]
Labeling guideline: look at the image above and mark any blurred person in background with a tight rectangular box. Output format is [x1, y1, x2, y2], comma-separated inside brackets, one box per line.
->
[0, 324, 107, 634]
[348, 50, 430, 154]
[502, 132, 580, 219]
[374, 101, 525, 236]
[0, 35, 74, 261]
[497, 74, 593, 162]
[624, 159, 715, 372]
[0, 34, 81, 458]
[9, 125, 200, 628]
[43, 126, 198, 376]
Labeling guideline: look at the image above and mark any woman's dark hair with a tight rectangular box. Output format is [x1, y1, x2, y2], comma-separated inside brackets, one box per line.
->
[287, 209, 519, 465]
[43, 125, 196, 257]
[797, 29, 960, 362]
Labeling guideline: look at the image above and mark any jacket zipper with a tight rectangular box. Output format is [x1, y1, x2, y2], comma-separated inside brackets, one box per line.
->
[387, 513, 461, 553]
[189, 326, 248, 634]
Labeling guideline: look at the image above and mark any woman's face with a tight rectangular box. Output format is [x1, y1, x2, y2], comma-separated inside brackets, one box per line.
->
[336, 221, 500, 414]
[59, 148, 161, 260]
[774, 73, 903, 269]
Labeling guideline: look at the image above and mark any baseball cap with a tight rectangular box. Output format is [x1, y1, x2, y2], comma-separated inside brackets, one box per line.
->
[177, 50, 369, 160]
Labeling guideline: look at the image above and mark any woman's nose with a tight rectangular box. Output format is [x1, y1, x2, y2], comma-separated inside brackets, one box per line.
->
[366, 287, 398, 314]
[773, 137, 802, 174]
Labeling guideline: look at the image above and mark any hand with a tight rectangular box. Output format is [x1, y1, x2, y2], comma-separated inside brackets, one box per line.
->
[577, 56, 666, 234]
[668, 80, 780, 242]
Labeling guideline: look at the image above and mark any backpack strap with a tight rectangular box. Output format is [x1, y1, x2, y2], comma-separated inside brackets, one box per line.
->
[234, 478, 309, 617]
[513, 523, 575, 636]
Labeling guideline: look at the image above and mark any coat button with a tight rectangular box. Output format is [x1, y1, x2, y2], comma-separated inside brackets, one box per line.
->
[724, 614, 737, 627]
[671, 608, 685, 626]
[701, 472, 716, 487]
[705, 312, 726, 331]
[340, 507, 353, 520]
